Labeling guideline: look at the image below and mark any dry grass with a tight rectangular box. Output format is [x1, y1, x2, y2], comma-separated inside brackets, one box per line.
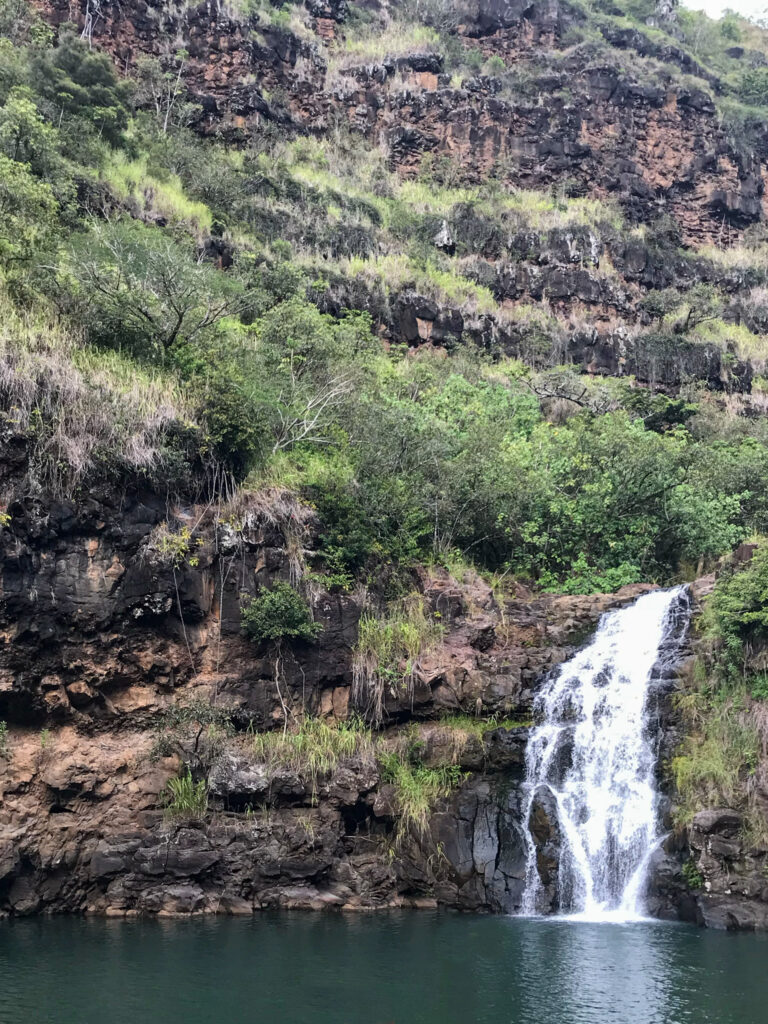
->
[102, 152, 213, 237]
[0, 296, 195, 495]
[220, 487, 316, 584]
[250, 715, 373, 791]
[328, 22, 441, 72]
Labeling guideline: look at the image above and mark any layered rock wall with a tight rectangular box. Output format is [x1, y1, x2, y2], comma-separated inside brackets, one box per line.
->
[0, 457, 658, 917]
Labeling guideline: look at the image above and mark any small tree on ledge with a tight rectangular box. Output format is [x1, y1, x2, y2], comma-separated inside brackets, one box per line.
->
[241, 582, 322, 647]
[241, 582, 322, 733]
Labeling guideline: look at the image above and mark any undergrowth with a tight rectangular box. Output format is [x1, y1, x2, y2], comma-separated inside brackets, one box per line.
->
[672, 547, 768, 846]
[250, 715, 373, 791]
[162, 769, 209, 820]
[352, 596, 444, 724]
[378, 747, 465, 842]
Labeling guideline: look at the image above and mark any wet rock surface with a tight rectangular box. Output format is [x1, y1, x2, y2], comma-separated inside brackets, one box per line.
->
[685, 809, 768, 930]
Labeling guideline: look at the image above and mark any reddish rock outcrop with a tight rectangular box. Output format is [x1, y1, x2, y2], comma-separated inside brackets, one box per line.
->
[0, 449, 656, 917]
[30, 0, 768, 243]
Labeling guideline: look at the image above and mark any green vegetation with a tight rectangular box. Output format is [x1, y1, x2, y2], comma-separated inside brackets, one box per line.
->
[572, 0, 768, 121]
[701, 545, 768, 681]
[0, 720, 8, 759]
[353, 597, 444, 723]
[379, 746, 465, 841]
[672, 679, 759, 824]
[250, 715, 372, 790]
[3, 0, 768, 604]
[682, 859, 704, 891]
[230, 715, 469, 839]
[241, 582, 322, 647]
[0, 294, 197, 495]
[162, 769, 209, 820]
[150, 523, 203, 569]
[672, 549, 768, 843]
[437, 713, 532, 739]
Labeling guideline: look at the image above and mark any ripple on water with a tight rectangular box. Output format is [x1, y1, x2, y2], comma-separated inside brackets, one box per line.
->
[1, 913, 767, 1024]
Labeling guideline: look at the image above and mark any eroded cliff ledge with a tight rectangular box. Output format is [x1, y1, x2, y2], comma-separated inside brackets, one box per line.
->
[32, 0, 768, 244]
[0, 464, 660, 917]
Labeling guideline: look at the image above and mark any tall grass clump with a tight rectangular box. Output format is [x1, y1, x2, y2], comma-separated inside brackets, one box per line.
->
[250, 715, 372, 790]
[330, 22, 441, 69]
[101, 152, 213, 236]
[162, 769, 209, 820]
[672, 681, 760, 824]
[352, 595, 444, 724]
[378, 747, 464, 841]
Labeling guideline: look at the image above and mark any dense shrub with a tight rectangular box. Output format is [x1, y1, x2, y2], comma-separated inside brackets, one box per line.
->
[241, 582, 322, 646]
[739, 68, 768, 107]
[702, 546, 768, 681]
[32, 31, 129, 147]
[201, 369, 269, 479]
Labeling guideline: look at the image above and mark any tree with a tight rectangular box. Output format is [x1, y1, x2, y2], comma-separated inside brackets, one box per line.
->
[132, 50, 200, 134]
[0, 87, 56, 172]
[241, 581, 322, 731]
[675, 283, 723, 333]
[67, 220, 246, 359]
[0, 154, 57, 273]
[0, 0, 52, 47]
[201, 368, 270, 479]
[32, 31, 129, 146]
[249, 299, 375, 454]
[720, 11, 742, 42]
[639, 287, 681, 325]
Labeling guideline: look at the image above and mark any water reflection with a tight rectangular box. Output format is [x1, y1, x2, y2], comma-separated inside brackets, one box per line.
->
[0, 913, 766, 1024]
[510, 920, 674, 1024]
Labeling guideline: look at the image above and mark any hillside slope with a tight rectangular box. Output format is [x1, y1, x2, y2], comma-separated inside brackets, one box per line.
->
[1, 0, 768, 926]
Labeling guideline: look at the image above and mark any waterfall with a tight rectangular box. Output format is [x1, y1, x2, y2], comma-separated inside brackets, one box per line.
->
[521, 586, 690, 922]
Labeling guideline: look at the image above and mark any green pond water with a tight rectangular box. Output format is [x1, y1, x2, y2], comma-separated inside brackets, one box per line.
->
[0, 912, 766, 1024]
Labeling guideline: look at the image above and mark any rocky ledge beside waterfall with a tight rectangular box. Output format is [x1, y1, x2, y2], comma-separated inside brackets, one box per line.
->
[1, 478, 763, 929]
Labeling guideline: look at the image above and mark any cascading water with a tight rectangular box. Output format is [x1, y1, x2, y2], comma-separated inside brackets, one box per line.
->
[521, 586, 690, 922]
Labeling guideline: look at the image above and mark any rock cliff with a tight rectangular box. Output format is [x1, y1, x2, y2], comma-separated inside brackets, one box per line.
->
[33, 0, 767, 245]
[0, 451, 657, 916]
[3, 0, 768, 930]
[27, 0, 768, 397]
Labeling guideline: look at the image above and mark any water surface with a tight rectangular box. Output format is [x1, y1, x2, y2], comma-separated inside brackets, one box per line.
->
[1, 913, 766, 1024]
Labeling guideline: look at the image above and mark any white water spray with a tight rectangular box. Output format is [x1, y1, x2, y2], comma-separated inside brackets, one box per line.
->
[521, 587, 689, 922]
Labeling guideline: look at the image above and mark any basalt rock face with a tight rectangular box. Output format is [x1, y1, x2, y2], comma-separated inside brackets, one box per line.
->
[33, 0, 768, 246]
[686, 809, 768, 930]
[28, 0, 768, 395]
[0, 456, 657, 917]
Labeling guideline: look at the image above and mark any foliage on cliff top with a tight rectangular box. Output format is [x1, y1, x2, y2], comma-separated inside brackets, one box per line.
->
[3, 0, 768, 593]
